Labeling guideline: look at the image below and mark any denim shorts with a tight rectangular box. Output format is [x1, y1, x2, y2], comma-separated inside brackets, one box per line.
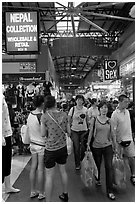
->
[44, 146, 68, 168]
[30, 143, 45, 155]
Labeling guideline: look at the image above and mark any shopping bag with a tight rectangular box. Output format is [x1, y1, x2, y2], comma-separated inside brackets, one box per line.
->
[66, 134, 73, 155]
[81, 150, 98, 187]
[112, 153, 126, 188]
[21, 125, 30, 144]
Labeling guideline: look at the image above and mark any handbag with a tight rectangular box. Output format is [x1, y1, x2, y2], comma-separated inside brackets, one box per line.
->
[120, 140, 131, 147]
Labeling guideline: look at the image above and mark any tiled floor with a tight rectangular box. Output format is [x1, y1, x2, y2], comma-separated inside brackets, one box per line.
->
[2, 155, 31, 201]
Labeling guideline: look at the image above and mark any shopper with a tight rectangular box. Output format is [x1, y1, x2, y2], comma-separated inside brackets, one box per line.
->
[88, 98, 99, 120]
[112, 99, 119, 111]
[41, 95, 69, 202]
[27, 95, 45, 200]
[87, 100, 116, 200]
[68, 94, 89, 170]
[111, 94, 135, 186]
[128, 101, 135, 142]
[2, 94, 20, 194]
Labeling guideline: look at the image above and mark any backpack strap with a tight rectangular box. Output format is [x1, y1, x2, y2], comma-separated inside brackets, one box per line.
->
[71, 106, 75, 118]
[92, 117, 96, 138]
[36, 113, 42, 124]
[31, 112, 42, 124]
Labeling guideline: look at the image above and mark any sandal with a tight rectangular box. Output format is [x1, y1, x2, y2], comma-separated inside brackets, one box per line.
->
[95, 180, 101, 186]
[107, 193, 115, 200]
[130, 175, 135, 186]
[38, 193, 46, 200]
[59, 192, 69, 202]
[30, 192, 39, 198]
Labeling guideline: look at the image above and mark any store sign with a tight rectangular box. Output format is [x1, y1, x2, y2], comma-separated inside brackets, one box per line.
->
[2, 73, 45, 82]
[104, 60, 118, 80]
[5, 11, 39, 54]
[20, 62, 36, 72]
[120, 57, 135, 76]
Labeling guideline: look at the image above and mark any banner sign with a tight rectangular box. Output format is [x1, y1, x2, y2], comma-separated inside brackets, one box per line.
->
[5, 11, 39, 54]
[104, 60, 119, 80]
[2, 73, 45, 83]
[20, 62, 36, 72]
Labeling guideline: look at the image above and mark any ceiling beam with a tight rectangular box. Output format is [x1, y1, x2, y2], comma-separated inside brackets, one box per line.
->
[71, 14, 76, 37]
[47, 14, 68, 31]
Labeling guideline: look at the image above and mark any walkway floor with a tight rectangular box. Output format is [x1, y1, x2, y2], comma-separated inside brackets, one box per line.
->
[3, 152, 135, 202]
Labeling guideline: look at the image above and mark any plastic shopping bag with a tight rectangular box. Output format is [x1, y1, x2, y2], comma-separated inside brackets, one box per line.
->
[21, 125, 30, 144]
[112, 153, 126, 188]
[66, 134, 73, 155]
[81, 150, 98, 187]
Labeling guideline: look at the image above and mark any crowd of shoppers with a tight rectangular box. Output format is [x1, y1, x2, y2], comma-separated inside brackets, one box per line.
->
[2, 86, 135, 201]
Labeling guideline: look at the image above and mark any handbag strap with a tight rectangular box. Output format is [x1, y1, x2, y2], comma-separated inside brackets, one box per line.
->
[47, 111, 66, 136]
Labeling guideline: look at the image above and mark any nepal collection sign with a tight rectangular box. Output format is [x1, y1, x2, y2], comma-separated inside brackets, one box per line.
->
[104, 60, 119, 80]
[5, 11, 39, 54]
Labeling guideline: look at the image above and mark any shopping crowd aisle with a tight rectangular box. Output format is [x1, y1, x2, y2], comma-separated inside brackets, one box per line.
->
[2, 92, 135, 202]
[5, 152, 134, 202]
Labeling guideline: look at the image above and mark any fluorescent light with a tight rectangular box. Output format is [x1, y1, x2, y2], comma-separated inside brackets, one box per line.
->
[71, 66, 76, 70]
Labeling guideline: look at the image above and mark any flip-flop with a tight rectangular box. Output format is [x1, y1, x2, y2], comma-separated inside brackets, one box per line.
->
[107, 193, 115, 200]
[130, 175, 135, 186]
[30, 192, 39, 198]
[38, 193, 46, 200]
[5, 188, 20, 193]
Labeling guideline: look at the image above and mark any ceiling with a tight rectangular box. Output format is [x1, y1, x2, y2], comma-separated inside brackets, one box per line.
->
[2, 2, 135, 92]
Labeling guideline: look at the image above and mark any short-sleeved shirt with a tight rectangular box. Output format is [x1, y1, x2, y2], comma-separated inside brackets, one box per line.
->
[41, 111, 68, 151]
[111, 108, 133, 143]
[68, 106, 88, 132]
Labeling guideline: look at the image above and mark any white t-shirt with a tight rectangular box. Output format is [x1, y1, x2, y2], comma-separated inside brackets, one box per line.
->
[111, 108, 133, 143]
[68, 106, 88, 132]
[27, 113, 45, 145]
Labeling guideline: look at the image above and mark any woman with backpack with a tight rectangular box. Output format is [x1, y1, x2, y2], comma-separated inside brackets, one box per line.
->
[87, 100, 117, 200]
[27, 95, 45, 200]
[68, 95, 89, 170]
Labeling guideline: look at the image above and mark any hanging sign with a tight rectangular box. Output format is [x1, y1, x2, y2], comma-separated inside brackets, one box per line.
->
[2, 73, 45, 83]
[104, 60, 119, 80]
[5, 11, 39, 54]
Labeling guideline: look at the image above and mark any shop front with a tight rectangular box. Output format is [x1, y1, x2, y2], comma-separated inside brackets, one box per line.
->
[119, 53, 135, 101]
